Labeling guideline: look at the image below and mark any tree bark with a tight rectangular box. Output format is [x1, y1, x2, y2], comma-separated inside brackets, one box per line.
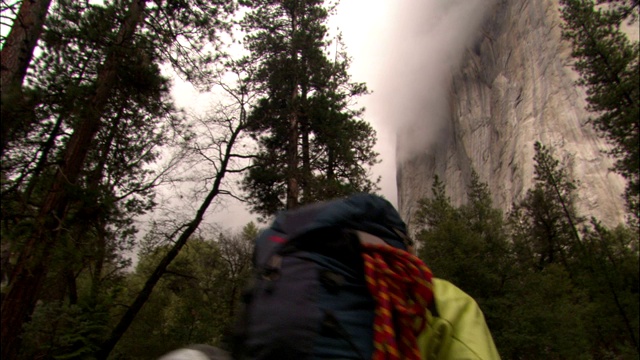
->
[1, 0, 53, 156]
[286, 91, 299, 210]
[0, 2, 147, 358]
[285, 8, 299, 210]
[299, 85, 310, 203]
[301, 117, 310, 201]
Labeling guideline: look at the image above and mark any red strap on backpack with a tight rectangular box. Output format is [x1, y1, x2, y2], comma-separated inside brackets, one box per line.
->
[362, 243, 434, 360]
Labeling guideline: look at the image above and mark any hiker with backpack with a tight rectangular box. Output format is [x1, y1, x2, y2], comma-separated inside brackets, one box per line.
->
[160, 194, 500, 360]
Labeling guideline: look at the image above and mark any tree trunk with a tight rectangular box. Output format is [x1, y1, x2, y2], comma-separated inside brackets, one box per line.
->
[300, 87, 310, 203]
[65, 268, 78, 305]
[286, 94, 299, 210]
[285, 9, 299, 210]
[327, 147, 335, 197]
[0, 0, 53, 156]
[301, 120, 310, 201]
[0, 2, 146, 358]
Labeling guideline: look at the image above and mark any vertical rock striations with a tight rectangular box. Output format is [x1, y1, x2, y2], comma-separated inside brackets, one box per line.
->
[397, 0, 627, 229]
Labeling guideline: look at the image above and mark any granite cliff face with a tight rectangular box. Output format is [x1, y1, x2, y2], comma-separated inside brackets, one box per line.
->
[396, 0, 627, 229]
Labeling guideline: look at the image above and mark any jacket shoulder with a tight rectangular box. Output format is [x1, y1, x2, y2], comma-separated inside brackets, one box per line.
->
[418, 278, 501, 360]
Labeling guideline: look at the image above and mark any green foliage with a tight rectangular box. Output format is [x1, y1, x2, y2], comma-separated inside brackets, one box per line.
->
[560, 0, 640, 223]
[509, 142, 585, 271]
[498, 265, 592, 360]
[240, 0, 379, 217]
[579, 221, 640, 355]
[20, 301, 111, 360]
[114, 226, 254, 359]
[415, 171, 511, 331]
[413, 143, 640, 359]
[511, 142, 639, 357]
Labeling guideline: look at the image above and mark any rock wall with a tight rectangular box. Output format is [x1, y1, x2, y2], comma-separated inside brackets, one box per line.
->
[397, 0, 627, 229]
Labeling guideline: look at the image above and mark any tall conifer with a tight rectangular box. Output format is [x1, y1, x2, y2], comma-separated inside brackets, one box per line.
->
[240, 0, 379, 217]
[560, 0, 640, 222]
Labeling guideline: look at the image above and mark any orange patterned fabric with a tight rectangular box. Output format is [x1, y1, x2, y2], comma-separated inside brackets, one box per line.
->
[361, 243, 434, 360]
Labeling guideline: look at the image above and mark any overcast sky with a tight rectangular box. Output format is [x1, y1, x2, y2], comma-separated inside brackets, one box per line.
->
[171, 0, 490, 231]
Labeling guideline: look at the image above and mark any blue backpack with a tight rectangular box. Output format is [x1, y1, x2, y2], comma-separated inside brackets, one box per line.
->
[230, 194, 413, 359]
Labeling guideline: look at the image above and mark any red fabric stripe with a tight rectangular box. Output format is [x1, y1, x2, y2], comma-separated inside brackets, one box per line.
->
[268, 235, 286, 243]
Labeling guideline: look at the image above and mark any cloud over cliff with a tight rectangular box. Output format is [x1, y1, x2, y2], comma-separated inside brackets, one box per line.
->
[370, 0, 495, 163]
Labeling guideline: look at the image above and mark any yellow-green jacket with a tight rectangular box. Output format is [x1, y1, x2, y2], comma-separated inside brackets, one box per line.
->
[418, 279, 501, 360]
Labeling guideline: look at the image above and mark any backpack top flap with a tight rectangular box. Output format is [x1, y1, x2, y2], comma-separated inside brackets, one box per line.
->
[253, 193, 409, 267]
[258, 193, 409, 258]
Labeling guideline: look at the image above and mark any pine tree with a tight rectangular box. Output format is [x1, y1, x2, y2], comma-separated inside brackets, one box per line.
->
[560, 0, 640, 222]
[415, 172, 509, 304]
[413, 172, 511, 355]
[413, 175, 455, 230]
[506, 141, 639, 357]
[0, 1, 235, 357]
[509, 142, 584, 271]
[499, 143, 590, 357]
[1, 3, 150, 357]
[579, 221, 639, 355]
[239, 0, 379, 218]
